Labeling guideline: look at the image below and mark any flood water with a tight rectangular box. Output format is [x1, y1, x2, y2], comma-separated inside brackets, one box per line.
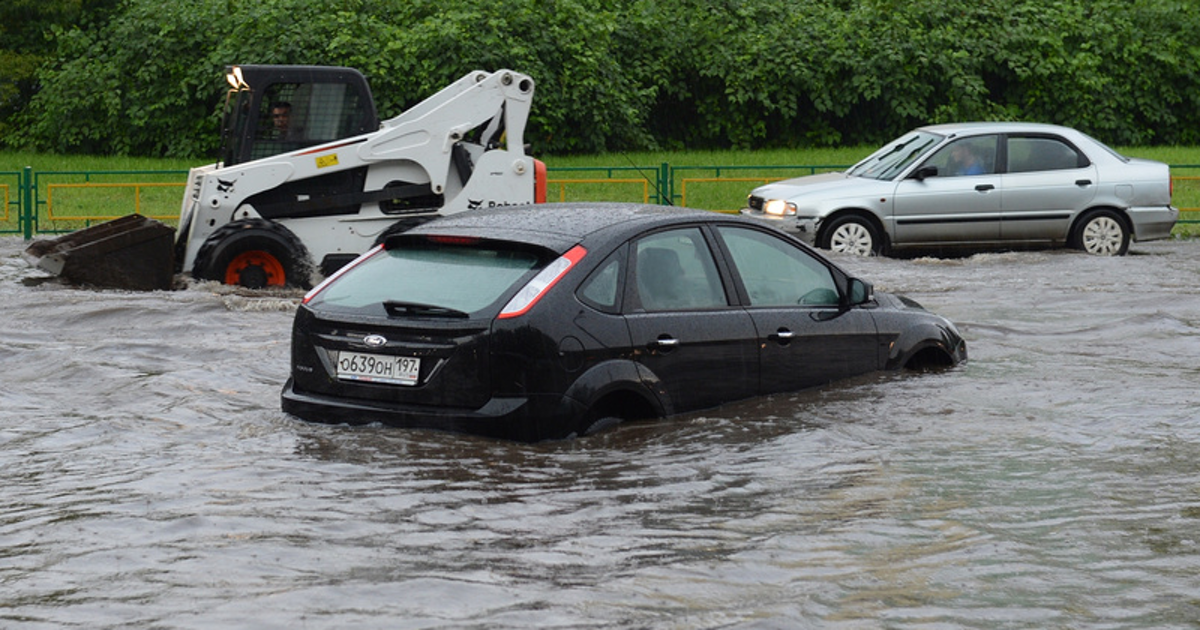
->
[1, 234, 1198, 629]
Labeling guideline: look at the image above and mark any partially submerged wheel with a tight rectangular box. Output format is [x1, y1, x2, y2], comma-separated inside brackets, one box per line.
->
[192, 219, 312, 288]
[1073, 209, 1130, 256]
[820, 214, 883, 256]
[583, 415, 622, 437]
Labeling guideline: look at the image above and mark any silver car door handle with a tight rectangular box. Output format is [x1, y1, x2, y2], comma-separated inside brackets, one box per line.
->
[1075, 179, 1093, 186]
[975, 184, 995, 192]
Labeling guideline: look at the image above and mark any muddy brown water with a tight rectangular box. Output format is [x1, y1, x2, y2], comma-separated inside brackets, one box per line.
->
[2, 236, 1198, 629]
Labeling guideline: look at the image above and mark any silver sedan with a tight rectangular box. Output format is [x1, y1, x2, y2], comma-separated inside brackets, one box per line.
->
[741, 122, 1178, 256]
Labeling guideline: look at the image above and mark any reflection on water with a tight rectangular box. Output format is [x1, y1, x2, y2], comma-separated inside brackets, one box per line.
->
[1, 237, 1199, 628]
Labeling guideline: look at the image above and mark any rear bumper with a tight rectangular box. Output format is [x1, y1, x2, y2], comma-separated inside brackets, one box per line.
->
[1129, 205, 1179, 242]
[280, 379, 586, 442]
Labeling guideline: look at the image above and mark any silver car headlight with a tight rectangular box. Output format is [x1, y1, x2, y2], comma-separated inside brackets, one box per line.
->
[763, 199, 798, 217]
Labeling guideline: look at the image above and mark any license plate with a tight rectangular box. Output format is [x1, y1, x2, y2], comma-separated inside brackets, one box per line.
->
[335, 351, 420, 386]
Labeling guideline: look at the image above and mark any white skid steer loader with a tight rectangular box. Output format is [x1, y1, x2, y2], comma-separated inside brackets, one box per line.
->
[25, 65, 547, 290]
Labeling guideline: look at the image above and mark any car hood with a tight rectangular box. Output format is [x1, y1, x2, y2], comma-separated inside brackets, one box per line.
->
[871, 291, 968, 368]
[751, 171, 891, 201]
[881, 292, 928, 311]
[877, 290, 966, 340]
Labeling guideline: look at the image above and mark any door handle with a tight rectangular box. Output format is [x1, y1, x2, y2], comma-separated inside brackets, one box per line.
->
[975, 184, 995, 192]
[1075, 179, 1093, 186]
[649, 335, 679, 350]
[769, 328, 795, 343]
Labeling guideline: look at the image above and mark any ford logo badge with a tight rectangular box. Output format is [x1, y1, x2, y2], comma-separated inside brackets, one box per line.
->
[363, 334, 388, 348]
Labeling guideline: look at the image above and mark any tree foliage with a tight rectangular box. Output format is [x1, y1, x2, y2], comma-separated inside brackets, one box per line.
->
[7, 0, 1200, 157]
[0, 0, 121, 139]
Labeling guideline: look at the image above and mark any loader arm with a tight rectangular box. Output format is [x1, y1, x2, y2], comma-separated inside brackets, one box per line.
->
[358, 70, 534, 195]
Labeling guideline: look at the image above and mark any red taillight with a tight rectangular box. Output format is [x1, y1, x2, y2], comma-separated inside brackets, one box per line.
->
[425, 235, 481, 246]
[498, 245, 586, 319]
[301, 244, 382, 304]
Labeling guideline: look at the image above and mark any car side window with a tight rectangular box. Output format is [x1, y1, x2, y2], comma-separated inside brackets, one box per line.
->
[577, 249, 623, 313]
[717, 226, 840, 306]
[1007, 136, 1086, 173]
[922, 136, 998, 177]
[634, 228, 726, 311]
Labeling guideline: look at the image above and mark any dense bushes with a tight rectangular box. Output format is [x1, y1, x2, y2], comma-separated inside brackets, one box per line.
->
[7, 0, 1200, 157]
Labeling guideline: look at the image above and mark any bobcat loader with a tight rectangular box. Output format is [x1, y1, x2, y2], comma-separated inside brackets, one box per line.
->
[25, 65, 546, 290]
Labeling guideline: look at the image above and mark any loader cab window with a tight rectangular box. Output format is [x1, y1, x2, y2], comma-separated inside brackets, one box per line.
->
[245, 80, 373, 161]
[220, 66, 380, 166]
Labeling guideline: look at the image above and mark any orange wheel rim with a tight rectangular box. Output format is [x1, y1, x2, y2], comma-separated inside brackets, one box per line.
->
[224, 250, 286, 286]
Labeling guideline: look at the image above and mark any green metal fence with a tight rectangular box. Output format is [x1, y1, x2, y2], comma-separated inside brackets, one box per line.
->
[1167, 164, 1200, 225]
[5, 163, 1199, 238]
[30, 169, 190, 236]
[0, 170, 16, 235]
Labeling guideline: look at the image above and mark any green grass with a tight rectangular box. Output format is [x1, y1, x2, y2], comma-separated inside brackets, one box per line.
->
[1, 152, 200, 172]
[4, 147, 1198, 236]
[544, 147, 870, 169]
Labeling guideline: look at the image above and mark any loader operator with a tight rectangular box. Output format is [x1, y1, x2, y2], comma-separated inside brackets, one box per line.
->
[269, 102, 296, 140]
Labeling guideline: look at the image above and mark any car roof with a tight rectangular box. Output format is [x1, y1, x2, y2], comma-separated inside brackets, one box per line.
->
[917, 121, 1082, 138]
[406, 202, 733, 251]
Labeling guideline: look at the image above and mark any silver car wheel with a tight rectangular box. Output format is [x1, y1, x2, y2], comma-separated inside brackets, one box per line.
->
[1080, 215, 1126, 256]
[829, 222, 875, 256]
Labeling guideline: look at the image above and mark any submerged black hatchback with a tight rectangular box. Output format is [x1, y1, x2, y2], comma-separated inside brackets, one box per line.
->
[282, 203, 966, 441]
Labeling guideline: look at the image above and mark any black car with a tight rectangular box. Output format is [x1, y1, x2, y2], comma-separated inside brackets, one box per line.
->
[282, 203, 967, 441]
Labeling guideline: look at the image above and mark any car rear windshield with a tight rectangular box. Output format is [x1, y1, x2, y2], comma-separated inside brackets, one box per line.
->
[1081, 131, 1131, 163]
[308, 237, 551, 316]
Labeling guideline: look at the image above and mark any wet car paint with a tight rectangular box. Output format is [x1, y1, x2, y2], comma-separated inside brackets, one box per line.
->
[283, 203, 966, 441]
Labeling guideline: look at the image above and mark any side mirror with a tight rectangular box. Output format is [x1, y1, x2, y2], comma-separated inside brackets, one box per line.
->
[847, 278, 874, 306]
[912, 165, 938, 181]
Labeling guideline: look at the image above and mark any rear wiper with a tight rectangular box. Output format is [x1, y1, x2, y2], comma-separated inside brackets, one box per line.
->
[383, 300, 470, 318]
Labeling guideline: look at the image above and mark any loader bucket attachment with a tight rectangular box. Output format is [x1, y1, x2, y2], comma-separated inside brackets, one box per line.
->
[23, 214, 177, 291]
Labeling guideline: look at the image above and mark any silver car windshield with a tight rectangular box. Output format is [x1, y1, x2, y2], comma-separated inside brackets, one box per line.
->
[847, 131, 943, 180]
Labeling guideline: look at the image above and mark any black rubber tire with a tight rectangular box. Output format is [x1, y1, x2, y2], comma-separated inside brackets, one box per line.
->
[1071, 209, 1130, 256]
[819, 214, 884, 256]
[583, 416, 622, 437]
[191, 219, 313, 288]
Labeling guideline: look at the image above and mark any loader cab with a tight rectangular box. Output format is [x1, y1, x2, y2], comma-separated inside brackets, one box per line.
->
[220, 65, 380, 167]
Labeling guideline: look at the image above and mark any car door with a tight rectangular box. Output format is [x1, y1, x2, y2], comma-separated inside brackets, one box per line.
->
[712, 225, 881, 395]
[890, 135, 1002, 245]
[623, 226, 759, 413]
[999, 134, 1098, 241]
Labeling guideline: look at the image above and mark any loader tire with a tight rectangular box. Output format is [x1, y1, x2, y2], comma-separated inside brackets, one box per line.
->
[192, 219, 312, 289]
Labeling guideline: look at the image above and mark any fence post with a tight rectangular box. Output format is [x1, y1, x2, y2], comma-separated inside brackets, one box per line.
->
[21, 166, 33, 240]
[659, 162, 670, 206]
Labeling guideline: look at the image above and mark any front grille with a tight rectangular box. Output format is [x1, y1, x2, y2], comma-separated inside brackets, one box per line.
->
[748, 196, 764, 211]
